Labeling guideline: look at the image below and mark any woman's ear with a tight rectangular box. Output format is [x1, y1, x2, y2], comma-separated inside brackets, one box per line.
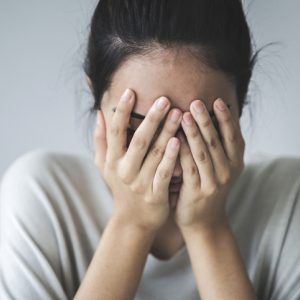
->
[86, 76, 94, 93]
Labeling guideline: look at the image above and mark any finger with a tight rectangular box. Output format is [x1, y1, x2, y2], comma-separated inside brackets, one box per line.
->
[93, 110, 108, 173]
[121, 97, 171, 180]
[152, 137, 180, 199]
[181, 111, 216, 189]
[213, 98, 245, 168]
[139, 108, 182, 182]
[107, 89, 135, 163]
[190, 100, 230, 181]
[177, 131, 200, 191]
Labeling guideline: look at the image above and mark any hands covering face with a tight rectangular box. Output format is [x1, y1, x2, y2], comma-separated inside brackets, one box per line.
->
[174, 98, 245, 231]
[94, 88, 245, 233]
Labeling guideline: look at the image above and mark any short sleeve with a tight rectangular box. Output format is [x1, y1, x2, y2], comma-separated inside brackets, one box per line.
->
[0, 150, 70, 300]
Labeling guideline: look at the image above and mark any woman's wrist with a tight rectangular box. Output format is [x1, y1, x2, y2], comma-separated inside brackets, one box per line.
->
[75, 206, 157, 300]
[110, 210, 158, 240]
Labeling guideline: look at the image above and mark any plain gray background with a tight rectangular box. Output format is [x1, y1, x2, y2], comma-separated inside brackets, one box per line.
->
[1, 0, 300, 177]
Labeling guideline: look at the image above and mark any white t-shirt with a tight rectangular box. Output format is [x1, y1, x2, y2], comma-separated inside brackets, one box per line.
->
[1, 149, 300, 300]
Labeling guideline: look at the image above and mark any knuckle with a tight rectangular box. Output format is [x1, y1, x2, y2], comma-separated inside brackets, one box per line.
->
[189, 128, 199, 139]
[206, 184, 218, 196]
[131, 182, 146, 194]
[220, 172, 231, 185]
[200, 119, 211, 129]
[164, 122, 177, 135]
[110, 124, 121, 136]
[119, 169, 131, 184]
[158, 168, 171, 180]
[188, 164, 198, 177]
[133, 135, 148, 150]
[151, 144, 165, 159]
[195, 150, 208, 163]
[208, 136, 218, 149]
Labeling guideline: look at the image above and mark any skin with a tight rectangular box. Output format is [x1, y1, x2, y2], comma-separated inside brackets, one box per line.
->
[95, 48, 240, 259]
[75, 47, 257, 299]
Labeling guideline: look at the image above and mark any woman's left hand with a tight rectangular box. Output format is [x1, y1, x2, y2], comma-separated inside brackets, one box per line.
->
[174, 98, 245, 233]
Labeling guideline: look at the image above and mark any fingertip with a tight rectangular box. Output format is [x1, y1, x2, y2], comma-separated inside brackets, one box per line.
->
[121, 88, 135, 105]
[127, 88, 135, 98]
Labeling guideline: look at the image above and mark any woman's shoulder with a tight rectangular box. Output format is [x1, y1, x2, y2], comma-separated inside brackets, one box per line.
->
[227, 153, 300, 298]
[228, 152, 300, 216]
[234, 152, 300, 192]
[0, 148, 113, 227]
[245, 151, 300, 172]
[0, 149, 109, 195]
[227, 151, 300, 243]
[1, 148, 95, 181]
[0, 149, 113, 299]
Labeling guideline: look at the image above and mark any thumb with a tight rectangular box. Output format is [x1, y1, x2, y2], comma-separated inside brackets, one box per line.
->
[93, 109, 107, 173]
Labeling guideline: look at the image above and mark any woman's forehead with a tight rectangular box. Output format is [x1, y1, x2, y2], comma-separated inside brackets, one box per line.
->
[105, 51, 238, 120]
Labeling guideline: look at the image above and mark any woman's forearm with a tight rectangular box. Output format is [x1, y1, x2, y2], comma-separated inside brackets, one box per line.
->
[74, 214, 156, 300]
[182, 222, 257, 300]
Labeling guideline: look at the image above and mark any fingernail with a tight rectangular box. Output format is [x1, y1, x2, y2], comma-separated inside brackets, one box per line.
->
[171, 138, 179, 150]
[170, 110, 181, 123]
[121, 89, 132, 102]
[216, 99, 226, 111]
[193, 101, 205, 113]
[183, 113, 193, 125]
[156, 97, 169, 110]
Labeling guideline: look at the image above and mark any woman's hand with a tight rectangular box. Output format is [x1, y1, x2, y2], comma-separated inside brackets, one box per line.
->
[174, 98, 245, 233]
[94, 89, 183, 233]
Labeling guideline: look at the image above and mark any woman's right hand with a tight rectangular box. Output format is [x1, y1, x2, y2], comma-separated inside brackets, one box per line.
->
[93, 88, 183, 233]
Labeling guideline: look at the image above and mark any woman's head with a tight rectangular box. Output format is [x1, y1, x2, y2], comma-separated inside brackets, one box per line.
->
[84, 0, 258, 121]
[83, 0, 262, 202]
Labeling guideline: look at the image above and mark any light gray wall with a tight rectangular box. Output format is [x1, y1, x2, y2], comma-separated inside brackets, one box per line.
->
[241, 0, 300, 160]
[1, 0, 300, 177]
[0, 0, 97, 178]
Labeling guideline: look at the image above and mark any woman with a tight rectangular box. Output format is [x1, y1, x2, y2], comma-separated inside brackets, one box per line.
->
[1, 0, 300, 299]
